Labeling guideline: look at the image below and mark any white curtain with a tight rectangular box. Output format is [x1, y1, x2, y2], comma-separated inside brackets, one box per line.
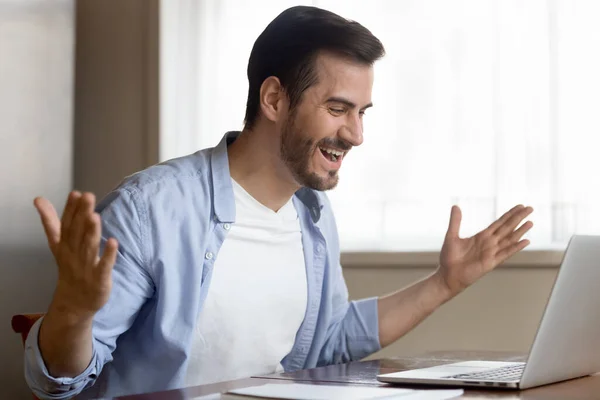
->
[160, 0, 600, 252]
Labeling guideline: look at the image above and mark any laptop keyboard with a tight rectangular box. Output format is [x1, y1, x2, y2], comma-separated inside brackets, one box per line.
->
[446, 364, 525, 382]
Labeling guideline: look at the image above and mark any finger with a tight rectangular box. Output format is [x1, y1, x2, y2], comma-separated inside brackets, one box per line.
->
[445, 205, 462, 239]
[495, 206, 534, 240]
[82, 213, 101, 266]
[97, 238, 118, 280]
[77, 193, 98, 250]
[496, 239, 530, 264]
[69, 193, 96, 251]
[33, 197, 61, 250]
[61, 191, 82, 243]
[487, 204, 524, 234]
[500, 220, 534, 248]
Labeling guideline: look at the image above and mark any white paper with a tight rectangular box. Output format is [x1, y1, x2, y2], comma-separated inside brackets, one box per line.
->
[192, 394, 223, 400]
[221, 383, 464, 400]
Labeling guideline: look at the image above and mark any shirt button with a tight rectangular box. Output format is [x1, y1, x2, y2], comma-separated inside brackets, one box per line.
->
[205, 251, 214, 260]
[223, 223, 231, 230]
[316, 245, 324, 253]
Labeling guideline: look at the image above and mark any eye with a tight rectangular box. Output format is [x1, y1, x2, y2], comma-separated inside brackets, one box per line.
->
[359, 110, 367, 118]
[329, 108, 345, 115]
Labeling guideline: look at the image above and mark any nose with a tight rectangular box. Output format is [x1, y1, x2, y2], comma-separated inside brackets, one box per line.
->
[339, 114, 364, 147]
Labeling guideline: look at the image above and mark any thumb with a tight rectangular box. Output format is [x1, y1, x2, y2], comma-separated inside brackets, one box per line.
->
[34, 197, 61, 251]
[446, 205, 462, 239]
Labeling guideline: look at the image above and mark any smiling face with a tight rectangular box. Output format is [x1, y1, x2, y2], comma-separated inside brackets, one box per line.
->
[279, 52, 375, 191]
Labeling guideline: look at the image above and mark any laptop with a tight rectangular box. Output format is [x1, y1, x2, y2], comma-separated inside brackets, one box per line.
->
[377, 235, 600, 390]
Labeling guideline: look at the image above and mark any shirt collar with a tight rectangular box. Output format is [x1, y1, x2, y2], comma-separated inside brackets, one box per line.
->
[210, 131, 323, 224]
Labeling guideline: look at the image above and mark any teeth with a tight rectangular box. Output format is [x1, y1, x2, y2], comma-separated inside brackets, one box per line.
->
[320, 147, 344, 157]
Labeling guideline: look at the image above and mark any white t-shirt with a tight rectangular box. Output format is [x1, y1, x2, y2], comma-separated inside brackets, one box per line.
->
[184, 179, 308, 386]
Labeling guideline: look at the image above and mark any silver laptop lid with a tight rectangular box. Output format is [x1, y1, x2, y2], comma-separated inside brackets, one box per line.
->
[520, 235, 600, 388]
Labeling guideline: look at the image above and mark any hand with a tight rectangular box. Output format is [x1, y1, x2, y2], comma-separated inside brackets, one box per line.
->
[436, 204, 534, 296]
[34, 191, 118, 320]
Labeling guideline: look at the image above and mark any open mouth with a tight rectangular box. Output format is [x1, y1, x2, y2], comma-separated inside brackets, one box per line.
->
[319, 147, 345, 163]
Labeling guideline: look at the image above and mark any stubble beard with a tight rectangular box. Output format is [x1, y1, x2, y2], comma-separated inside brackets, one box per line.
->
[279, 112, 339, 192]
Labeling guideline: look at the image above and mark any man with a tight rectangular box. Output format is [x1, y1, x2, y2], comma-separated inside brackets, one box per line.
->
[25, 5, 533, 399]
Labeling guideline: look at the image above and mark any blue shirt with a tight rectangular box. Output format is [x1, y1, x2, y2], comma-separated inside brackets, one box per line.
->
[24, 132, 381, 399]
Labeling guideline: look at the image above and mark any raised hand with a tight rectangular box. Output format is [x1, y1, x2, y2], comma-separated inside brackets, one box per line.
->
[34, 191, 118, 318]
[437, 204, 534, 296]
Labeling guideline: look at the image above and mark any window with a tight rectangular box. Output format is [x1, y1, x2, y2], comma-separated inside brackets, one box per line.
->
[160, 0, 600, 252]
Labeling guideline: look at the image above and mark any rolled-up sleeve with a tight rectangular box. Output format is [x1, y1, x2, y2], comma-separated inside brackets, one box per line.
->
[24, 188, 154, 399]
[317, 264, 381, 365]
[24, 317, 106, 399]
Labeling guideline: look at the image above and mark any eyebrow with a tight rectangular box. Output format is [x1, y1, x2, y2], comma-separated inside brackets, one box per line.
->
[326, 96, 373, 110]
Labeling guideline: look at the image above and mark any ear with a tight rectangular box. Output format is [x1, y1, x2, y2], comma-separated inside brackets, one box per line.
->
[259, 76, 286, 123]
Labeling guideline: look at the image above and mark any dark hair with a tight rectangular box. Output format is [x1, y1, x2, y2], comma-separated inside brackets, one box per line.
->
[243, 6, 385, 129]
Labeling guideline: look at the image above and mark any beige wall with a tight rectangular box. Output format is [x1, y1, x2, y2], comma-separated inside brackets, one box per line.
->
[344, 264, 558, 359]
[73, 0, 158, 197]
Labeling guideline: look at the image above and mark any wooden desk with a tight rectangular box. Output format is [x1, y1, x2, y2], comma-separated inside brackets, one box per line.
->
[114, 351, 600, 399]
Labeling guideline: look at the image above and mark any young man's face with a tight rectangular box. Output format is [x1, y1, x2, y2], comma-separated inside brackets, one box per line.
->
[280, 52, 374, 191]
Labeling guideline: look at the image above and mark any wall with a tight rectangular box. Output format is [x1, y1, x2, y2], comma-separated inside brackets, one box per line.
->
[0, 1, 74, 398]
[344, 264, 558, 359]
[73, 0, 158, 197]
